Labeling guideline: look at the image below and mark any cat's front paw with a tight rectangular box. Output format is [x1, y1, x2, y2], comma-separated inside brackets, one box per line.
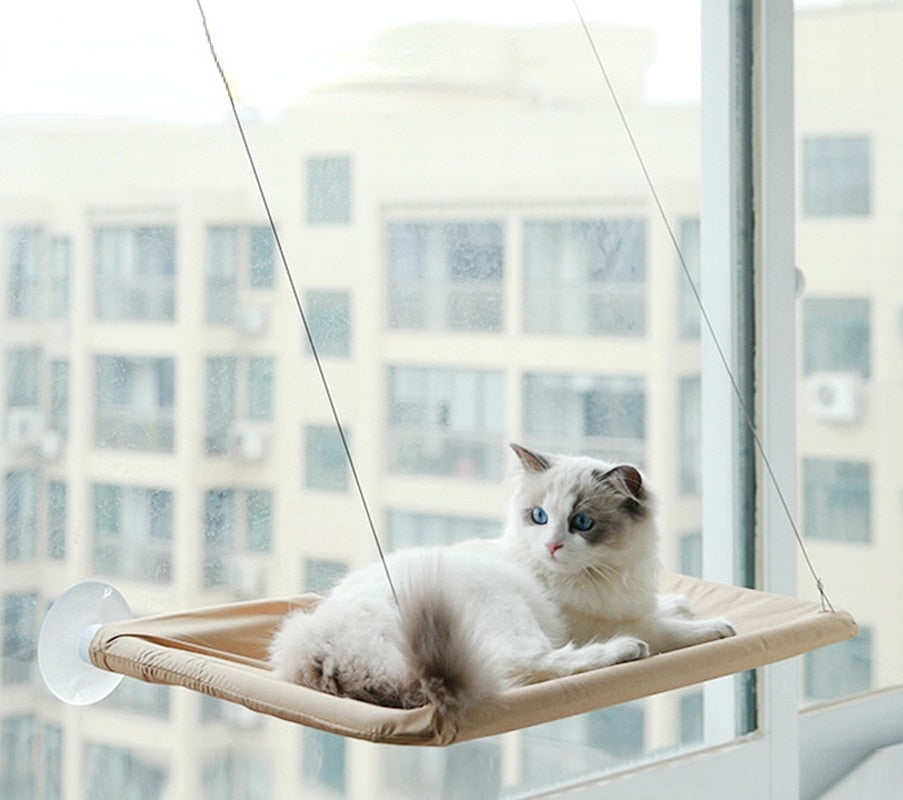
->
[607, 635, 650, 664]
[696, 617, 736, 642]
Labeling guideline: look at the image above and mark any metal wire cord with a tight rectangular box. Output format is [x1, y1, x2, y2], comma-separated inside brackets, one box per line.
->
[195, 0, 832, 613]
[570, 0, 833, 611]
[193, 0, 399, 608]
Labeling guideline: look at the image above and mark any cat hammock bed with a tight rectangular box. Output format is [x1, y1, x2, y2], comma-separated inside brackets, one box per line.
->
[35, 2, 857, 747]
[66, 572, 854, 746]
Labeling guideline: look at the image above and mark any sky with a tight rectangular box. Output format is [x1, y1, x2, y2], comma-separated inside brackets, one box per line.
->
[0, 0, 700, 121]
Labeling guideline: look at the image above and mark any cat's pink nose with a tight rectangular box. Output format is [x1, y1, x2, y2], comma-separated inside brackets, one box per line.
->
[547, 541, 563, 557]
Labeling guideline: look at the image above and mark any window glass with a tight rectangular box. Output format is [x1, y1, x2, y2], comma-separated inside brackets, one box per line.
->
[523, 373, 645, 466]
[677, 218, 701, 338]
[387, 221, 504, 331]
[306, 157, 351, 224]
[796, 1, 902, 704]
[2, 592, 37, 685]
[0, 714, 36, 796]
[1, 1, 788, 797]
[801, 135, 871, 217]
[46, 480, 66, 560]
[95, 356, 175, 452]
[523, 219, 646, 336]
[95, 226, 176, 321]
[304, 425, 348, 492]
[93, 485, 173, 583]
[4, 470, 38, 562]
[387, 366, 505, 479]
[305, 290, 351, 357]
[6, 227, 42, 319]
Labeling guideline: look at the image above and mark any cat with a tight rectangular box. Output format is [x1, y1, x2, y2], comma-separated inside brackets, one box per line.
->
[268, 443, 735, 721]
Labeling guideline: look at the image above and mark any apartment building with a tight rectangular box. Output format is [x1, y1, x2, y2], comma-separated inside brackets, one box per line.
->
[1, 5, 899, 798]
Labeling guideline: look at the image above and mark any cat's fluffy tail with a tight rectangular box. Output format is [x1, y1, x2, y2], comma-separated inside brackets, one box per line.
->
[397, 571, 502, 722]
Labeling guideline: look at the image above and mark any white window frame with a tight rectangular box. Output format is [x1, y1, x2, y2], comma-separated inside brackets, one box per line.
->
[535, 2, 903, 797]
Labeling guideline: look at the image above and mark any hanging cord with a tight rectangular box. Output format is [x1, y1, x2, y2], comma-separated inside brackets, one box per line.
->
[193, 0, 400, 609]
[570, 1, 834, 612]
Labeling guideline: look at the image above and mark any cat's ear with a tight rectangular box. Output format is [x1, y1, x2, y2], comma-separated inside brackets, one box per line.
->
[595, 465, 647, 504]
[510, 443, 552, 473]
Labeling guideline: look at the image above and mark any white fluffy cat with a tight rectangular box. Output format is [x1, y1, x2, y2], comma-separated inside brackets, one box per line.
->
[268, 444, 735, 720]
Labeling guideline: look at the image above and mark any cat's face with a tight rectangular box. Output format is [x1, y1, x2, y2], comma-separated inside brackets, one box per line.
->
[505, 443, 657, 577]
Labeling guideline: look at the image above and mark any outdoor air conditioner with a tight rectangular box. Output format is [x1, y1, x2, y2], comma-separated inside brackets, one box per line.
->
[229, 423, 268, 461]
[228, 555, 266, 600]
[805, 371, 864, 424]
[234, 304, 269, 336]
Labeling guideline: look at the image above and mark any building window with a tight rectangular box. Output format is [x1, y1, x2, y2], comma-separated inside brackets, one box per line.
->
[206, 225, 275, 324]
[303, 558, 347, 595]
[48, 236, 70, 320]
[41, 723, 62, 800]
[203, 487, 271, 588]
[803, 458, 871, 542]
[83, 743, 167, 800]
[205, 357, 236, 455]
[523, 372, 645, 466]
[0, 714, 35, 797]
[47, 480, 66, 561]
[384, 739, 500, 799]
[678, 376, 701, 495]
[304, 425, 349, 492]
[204, 489, 235, 588]
[48, 360, 68, 440]
[522, 218, 646, 336]
[804, 627, 873, 702]
[202, 751, 272, 800]
[5, 230, 69, 321]
[4, 470, 37, 563]
[678, 531, 703, 577]
[205, 357, 274, 456]
[677, 218, 701, 339]
[301, 728, 346, 795]
[102, 679, 171, 718]
[2, 593, 37, 685]
[92, 484, 173, 583]
[95, 356, 174, 452]
[247, 357, 274, 422]
[520, 703, 645, 786]
[802, 135, 871, 217]
[306, 156, 351, 224]
[802, 297, 870, 379]
[387, 221, 504, 331]
[94, 225, 176, 321]
[246, 490, 273, 554]
[679, 691, 704, 744]
[5, 347, 40, 409]
[6, 227, 42, 319]
[387, 366, 505, 480]
[305, 290, 351, 357]
[386, 509, 500, 550]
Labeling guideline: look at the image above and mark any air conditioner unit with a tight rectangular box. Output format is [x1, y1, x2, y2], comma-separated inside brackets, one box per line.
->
[6, 408, 43, 450]
[229, 424, 268, 461]
[805, 372, 864, 424]
[39, 430, 63, 461]
[234, 305, 269, 336]
[228, 556, 266, 600]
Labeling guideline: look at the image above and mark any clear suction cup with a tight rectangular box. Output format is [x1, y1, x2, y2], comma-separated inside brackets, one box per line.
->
[38, 581, 131, 705]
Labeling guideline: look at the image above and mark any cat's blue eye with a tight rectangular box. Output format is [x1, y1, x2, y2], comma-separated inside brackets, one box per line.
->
[530, 506, 548, 525]
[570, 513, 595, 532]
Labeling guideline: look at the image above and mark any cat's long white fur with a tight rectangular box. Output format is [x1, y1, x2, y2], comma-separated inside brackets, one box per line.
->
[268, 444, 735, 722]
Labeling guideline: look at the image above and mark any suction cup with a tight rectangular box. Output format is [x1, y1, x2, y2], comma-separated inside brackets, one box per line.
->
[38, 581, 131, 705]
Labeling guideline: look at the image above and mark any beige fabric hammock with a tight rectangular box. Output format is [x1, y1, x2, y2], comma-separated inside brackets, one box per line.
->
[88, 572, 856, 746]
